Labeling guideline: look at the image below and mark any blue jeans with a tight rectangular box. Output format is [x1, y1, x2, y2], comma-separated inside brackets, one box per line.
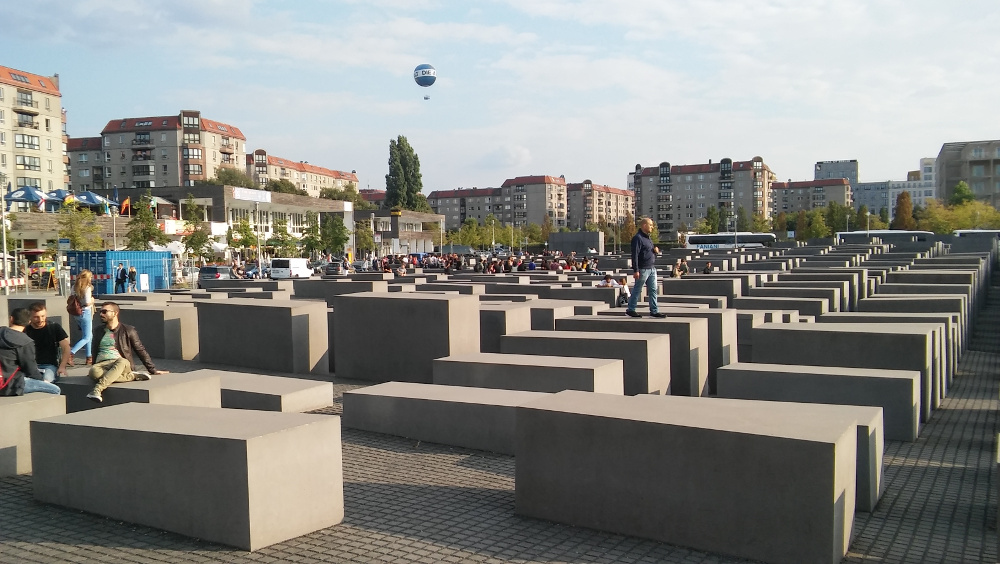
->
[627, 268, 659, 314]
[24, 377, 61, 394]
[38, 364, 59, 383]
[71, 308, 93, 358]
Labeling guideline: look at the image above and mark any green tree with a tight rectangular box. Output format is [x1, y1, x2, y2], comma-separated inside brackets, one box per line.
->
[794, 211, 808, 241]
[197, 168, 256, 188]
[891, 191, 917, 230]
[772, 211, 788, 240]
[57, 204, 103, 250]
[412, 193, 433, 213]
[915, 199, 955, 234]
[620, 212, 637, 244]
[951, 200, 1000, 229]
[523, 222, 543, 245]
[804, 209, 831, 239]
[265, 179, 308, 196]
[856, 205, 870, 230]
[124, 192, 169, 250]
[735, 205, 750, 232]
[354, 219, 375, 252]
[751, 213, 770, 233]
[227, 218, 257, 255]
[320, 186, 377, 211]
[704, 206, 720, 233]
[299, 212, 324, 256]
[948, 181, 975, 206]
[321, 214, 350, 255]
[879, 207, 890, 224]
[180, 194, 214, 261]
[693, 217, 713, 234]
[385, 135, 423, 210]
[541, 215, 553, 242]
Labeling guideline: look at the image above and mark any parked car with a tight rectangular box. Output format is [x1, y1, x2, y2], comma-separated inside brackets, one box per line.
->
[28, 260, 56, 280]
[197, 265, 232, 289]
[324, 261, 347, 276]
[310, 259, 330, 274]
[351, 259, 370, 272]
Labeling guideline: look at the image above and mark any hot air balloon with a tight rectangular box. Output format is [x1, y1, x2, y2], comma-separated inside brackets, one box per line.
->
[413, 64, 437, 87]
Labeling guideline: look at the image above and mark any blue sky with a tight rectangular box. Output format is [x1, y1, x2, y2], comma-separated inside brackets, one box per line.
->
[3, 0, 998, 192]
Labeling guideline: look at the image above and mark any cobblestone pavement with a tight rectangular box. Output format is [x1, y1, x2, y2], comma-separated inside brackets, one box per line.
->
[1, 281, 998, 564]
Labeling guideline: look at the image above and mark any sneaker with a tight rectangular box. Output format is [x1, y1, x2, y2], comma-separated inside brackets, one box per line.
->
[133, 372, 152, 382]
[651, 312, 667, 318]
[86, 391, 103, 403]
[625, 310, 641, 318]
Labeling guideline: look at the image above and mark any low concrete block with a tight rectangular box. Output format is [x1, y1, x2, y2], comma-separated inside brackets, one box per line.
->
[501, 330, 670, 396]
[479, 304, 533, 353]
[56, 373, 222, 413]
[31, 403, 343, 551]
[185, 369, 334, 412]
[732, 296, 829, 317]
[433, 353, 624, 394]
[0, 394, 66, 476]
[343, 381, 544, 454]
[516, 391, 856, 564]
[717, 362, 919, 441]
[116, 304, 199, 360]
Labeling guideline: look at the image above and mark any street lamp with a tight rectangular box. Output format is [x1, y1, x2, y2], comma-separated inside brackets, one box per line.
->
[0, 172, 7, 294]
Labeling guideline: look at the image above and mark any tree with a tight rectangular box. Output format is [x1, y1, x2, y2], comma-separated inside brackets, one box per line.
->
[794, 211, 808, 241]
[804, 209, 831, 239]
[704, 206, 720, 233]
[124, 192, 169, 250]
[891, 191, 917, 230]
[693, 218, 713, 234]
[751, 213, 770, 233]
[951, 200, 1000, 229]
[354, 219, 375, 252]
[57, 204, 103, 250]
[523, 222, 543, 245]
[412, 193, 433, 213]
[320, 214, 350, 255]
[228, 218, 257, 255]
[299, 212, 324, 256]
[856, 205, 870, 230]
[879, 207, 890, 224]
[948, 181, 975, 206]
[197, 168, 256, 188]
[180, 194, 214, 262]
[772, 211, 789, 240]
[385, 135, 423, 210]
[620, 212, 637, 244]
[541, 215, 553, 242]
[735, 205, 750, 232]
[915, 199, 955, 234]
[320, 186, 377, 211]
[265, 179, 308, 196]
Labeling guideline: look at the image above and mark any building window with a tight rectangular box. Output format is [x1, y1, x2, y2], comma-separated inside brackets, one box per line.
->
[183, 133, 201, 144]
[182, 116, 199, 128]
[161, 133, 167, 142]
[971, 147, 985, 158]
[163, 165, 168, 174]
[972, 164, 985, 177]
[184, 164, 203, 176]
[79, 169, 90, 177]
[17, 177, 41, 188]
[78, 154, 88, 163]
[182, 148, 203, 160]
[15, 134, 39, 149]
[16, 156, 40, 171]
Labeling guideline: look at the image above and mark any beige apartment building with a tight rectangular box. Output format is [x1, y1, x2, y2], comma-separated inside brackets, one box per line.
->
[66, 110, 245, 191]
[246, 148, 358, 197]
[631, 157, 776, 237]
[936, 139, 1000, 208]
[565, 180, 633, 230]
[428, 175, 567, 231]
[770, 178, 852, 215]
[0, 65, 66, 192]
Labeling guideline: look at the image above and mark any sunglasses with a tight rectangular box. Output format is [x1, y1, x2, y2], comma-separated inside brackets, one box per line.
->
[99, 309, 115, 315]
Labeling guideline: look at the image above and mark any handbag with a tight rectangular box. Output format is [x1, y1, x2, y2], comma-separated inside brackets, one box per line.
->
[67, 294, 83, 316]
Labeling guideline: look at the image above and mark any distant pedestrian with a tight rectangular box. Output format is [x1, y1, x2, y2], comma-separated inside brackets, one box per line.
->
[626, 218, 665, 318]
[70, 270, 95, 365]
[127, 266, 138, 292]
[702, 262, 713, 274]
[114, 262, 127, 293]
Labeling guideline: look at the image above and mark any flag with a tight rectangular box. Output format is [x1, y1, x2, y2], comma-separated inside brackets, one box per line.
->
[121, 197, 131, 215]
[103, 202, 111, 215]
[37, 197, 44, 211]
[113, 185, 119, 203]
[63, 193, 76, 205]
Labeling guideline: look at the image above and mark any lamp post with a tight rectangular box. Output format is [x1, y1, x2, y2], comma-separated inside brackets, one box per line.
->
[254, 201, 262, 270]
[0, 172, 7, 295]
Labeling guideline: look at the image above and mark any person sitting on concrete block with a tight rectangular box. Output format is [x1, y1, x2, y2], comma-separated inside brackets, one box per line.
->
[0, 308, 60, 396]
[25, 302, 72, 383]
[86, 302, 169, 404]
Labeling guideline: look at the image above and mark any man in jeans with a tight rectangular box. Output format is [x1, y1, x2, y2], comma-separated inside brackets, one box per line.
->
[24, 302, 72, 383]
[626, 218, 666, 318]
[86, 302, 169, 403]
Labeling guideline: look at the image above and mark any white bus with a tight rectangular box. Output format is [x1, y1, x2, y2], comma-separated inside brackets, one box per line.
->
[953, 229, 1000, 238]
[684, 232, 776, 249]
[835, 230, 934, 243]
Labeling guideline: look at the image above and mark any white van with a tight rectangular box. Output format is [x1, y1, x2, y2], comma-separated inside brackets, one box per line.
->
[269, 258, 312, 279]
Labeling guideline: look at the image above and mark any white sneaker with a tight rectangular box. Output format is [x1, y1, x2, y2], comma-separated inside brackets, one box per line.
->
[86, 391, 103, 403]
[133, 372, 152, 381]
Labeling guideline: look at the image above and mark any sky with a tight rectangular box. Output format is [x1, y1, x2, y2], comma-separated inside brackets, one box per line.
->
[3, 0, 998, 193]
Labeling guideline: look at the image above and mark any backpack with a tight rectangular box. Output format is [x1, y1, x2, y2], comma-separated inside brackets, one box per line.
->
[67, 294, 83, 316]
[0, 367, 23, 396]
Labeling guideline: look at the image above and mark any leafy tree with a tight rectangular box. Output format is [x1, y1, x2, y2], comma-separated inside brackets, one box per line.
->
[541, 214, 553, 242]
[703, 206, 720, 233]
[804, 209, 831, 239]
[227, 218, 257, 255]
[620, 212, 637, 244]
[265, 179, 308, 196]
[772, 211, 789, 240]
[57, 204, 103, 250]
[951, 200, 1000, 229]
[385, 135, 423, 210]
[718, 206, 732, 231]
[354, 219, 375, 252]
[915, 199, 955, 234]
[794, 211, 808, 241]
[735, 205, 750, 232]
[856, 205, 870, 230]
[948, 181, 975, 206]
[321, 214, 350, 255]
[320, 186, 377, 210]
[412, 193, 434, 213]
[584, 222, 601, 232]
[124, 192, 169, 250]
[693, 217, 713, 234]
[523, 222, 543, 245]
[197, 168, 256, 188]
[751, 213, 770, 233]
[879, 207, 890, 224]
[266, 218, 299, 257]
[890, 191, 917, 230]
[180, 194, 214, 261]
[299, 212, 324, 256]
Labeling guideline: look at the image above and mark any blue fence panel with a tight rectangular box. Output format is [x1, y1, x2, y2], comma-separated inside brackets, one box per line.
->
[66, 251, 173, 294]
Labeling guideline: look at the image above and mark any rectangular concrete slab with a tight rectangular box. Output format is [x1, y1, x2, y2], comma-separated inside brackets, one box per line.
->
[31, 403, 344, 551]
[185, 369, 334, 412]
[0, 394, 66, 476]
[56, 373, 222, 413]
[479, 304, 533, 353]
[433, 353, 624, 394]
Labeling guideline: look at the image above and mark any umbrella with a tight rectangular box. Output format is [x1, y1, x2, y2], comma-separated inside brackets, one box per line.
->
[46, 189, 73, 202]
[74, 191, 118, 208]
[5, 187, 49, 204]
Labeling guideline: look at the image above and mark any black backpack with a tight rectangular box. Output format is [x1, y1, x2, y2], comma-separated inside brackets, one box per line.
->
[0, 367, 24, 396]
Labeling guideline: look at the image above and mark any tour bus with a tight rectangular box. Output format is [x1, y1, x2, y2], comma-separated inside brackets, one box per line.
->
[953, 229, 1000, 238]
[269, 257, 313, 279]
[835, 230, 934, 244]
[684, 232, 776, 250]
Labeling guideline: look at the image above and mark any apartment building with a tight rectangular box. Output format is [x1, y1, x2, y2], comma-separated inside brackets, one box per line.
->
[358, 189, 386, 207]
[632, 157, 776, 236]
[852, 181, 892, 215]
[814, 160, 859, 188]
[0, 65, 66, 192]
[428, 175, 567, 231]
[770, 178, 852, 215]
[936, 140, 1000, 208]
[565, 180, 633, 230]
[246, 148, 358, 197]
[67, 110, 245, 191]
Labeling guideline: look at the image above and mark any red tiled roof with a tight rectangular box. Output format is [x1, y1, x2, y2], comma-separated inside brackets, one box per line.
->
[427, 187, 502, 200]
[66, 137, 102, 151]
[264, 155, 358, 182]
[0, 65, 61, 96]
[772, 178, 850, 190]
[566, 183, 632, 197]
[500, 175, 566, 187]
[101, 115, 181, 134]
[200, 117, 246, 141]
[359, 189, 386, 202]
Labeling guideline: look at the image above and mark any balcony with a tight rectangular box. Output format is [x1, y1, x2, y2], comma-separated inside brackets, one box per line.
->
[14, 100, 39, 115]
[16, 121, 39, 129]
[219, 142, 235, 154]
[132, 154, 154, 161]
[132, 138, 154, 148]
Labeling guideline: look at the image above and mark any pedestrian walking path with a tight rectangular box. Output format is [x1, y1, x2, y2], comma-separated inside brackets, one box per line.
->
[1, 280, 998, 563]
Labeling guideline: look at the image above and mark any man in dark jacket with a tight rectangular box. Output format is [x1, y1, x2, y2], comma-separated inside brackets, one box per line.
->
[0, 308, 61, 396]
[86, 302, 169, 403]
[114, 262, 127, 294]
[626, 218, 666, 318]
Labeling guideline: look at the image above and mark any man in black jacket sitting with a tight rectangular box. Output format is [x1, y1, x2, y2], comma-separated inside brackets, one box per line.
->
[0, 308, 61, 396]
[86, 302, 169, 403]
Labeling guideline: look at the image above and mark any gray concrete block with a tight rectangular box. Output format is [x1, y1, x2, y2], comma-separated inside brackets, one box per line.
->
[116, 304, 199, 360]
[56, 373, 222, 413]
[501, 330, 670, 396]
[185, 369, 334, 412]
[433, 353, 624, 394]
[659, 278, 742, 306]
[479, 304, 533, 353]
[31, 403, 343, 550]
[732, 296, 829, 317]
[748, 286, 842, 312]
[343, 381, 544, 454]
[0, 394, 66, 476]
[716, 362, 919, 441]
[515, 391, 856, 564]
[194, 299, 329, 374]
[332, 293, 480, 383]
[762, 281, 851, 312]
[554, 315, 709, 397]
